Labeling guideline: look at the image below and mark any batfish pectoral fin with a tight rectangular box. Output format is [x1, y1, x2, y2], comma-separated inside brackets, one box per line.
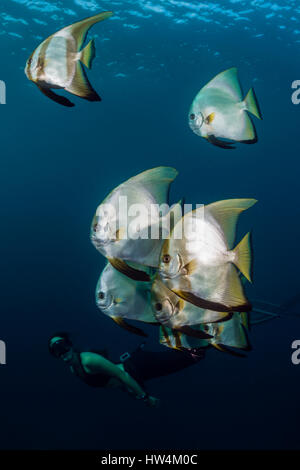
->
[112, 316, 148, 338]
[212, 343, 246, 358]
[65, 62, 101, 102]
[174, 325, 213, 340]
[108, 258, 151, 282]
[67, 11, 114, 50]
[172, 289, 251, 313]
[205, 112, 215, 124]
[207, 134, 236, 149]
[38, 86, 75, 107]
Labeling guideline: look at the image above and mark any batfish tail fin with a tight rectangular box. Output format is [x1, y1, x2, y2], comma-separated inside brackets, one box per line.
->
[244, 88, 262, 120]
[232, 232, 252, 282]
[81, 38, 96, 69]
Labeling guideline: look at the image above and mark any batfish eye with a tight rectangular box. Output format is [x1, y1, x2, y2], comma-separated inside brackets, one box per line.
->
[155, 302, 162, 311]
[28, 57, 32, 65]
[163, 254, 171, 264]
[190, 113, 195, 120]
[98, 291, 105, 300]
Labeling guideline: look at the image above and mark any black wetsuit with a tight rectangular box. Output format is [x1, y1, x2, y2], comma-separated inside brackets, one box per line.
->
[70, 347, 205, 389]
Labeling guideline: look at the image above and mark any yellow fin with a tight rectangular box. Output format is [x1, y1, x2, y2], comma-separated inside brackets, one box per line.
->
[232, 232, 252, 282]
[204, 199, 257, 248]
[205, 112, 215, 124]
[65, 61, 101, 101]
[81, 38, 96, 69]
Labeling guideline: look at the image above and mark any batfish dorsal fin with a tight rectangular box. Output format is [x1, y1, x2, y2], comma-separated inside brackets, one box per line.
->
[65, 61, 101, 101]
[64, 11, 114, 50]
[203, 67, 243, 102]
[126, 167, 178, 205]
[203, 198, 257, 248]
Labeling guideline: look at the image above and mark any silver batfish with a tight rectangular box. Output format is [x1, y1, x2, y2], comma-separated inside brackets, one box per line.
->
[25, 11, 113, 107]
[96, 262, 156, 337]
[159, 198, 257, 313]
[189, 68, 262, 149]
[91, 167, 181, 282]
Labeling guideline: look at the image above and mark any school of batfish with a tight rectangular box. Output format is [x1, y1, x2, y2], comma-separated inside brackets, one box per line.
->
[93, 167, 257, 357]
[24, 11, 264, 356]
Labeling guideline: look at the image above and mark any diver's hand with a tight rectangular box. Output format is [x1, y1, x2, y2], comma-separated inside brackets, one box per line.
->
[145, 395, 160, 408]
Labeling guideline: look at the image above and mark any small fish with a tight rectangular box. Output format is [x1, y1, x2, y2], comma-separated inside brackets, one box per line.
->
[188, 68, 262, 149]
[96, 263, 157, 337]
[25, 11, 113, 107]
[159, 198, 257, 312]
[151, 276, 230, 328]
[91, 167, 182, 279]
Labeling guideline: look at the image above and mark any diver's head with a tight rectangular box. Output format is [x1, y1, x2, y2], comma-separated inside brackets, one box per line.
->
[48, 332, 73, 362]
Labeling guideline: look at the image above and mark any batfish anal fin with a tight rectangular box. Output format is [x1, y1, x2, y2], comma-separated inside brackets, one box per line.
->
[66, 11, 114, 50]
[207, 134, 236, 149]
[38, 86, 75, 107]
[108, 257, 151, 282]
[65, 61, 101, 101]
[112, 316, 148, 338]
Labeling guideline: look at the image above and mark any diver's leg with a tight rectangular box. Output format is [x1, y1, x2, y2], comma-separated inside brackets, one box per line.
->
[123, 347, 204, 384]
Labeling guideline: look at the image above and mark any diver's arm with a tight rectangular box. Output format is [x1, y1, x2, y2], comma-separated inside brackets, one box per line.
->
[80, 352, 145, 397]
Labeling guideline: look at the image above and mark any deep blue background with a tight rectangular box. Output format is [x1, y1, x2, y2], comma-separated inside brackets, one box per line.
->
[0, 0, 300, 450]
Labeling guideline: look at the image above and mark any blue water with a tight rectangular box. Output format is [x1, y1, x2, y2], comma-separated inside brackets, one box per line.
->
[1, 0, 300, 450]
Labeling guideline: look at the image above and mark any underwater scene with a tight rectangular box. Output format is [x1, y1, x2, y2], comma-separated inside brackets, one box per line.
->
[1, 0, 300, 452]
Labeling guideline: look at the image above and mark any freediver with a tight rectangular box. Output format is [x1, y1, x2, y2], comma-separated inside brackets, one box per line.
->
[48, 332, 204, 407]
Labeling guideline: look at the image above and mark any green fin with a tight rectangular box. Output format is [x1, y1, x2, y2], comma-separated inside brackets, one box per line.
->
[112, 316, 148, 338]
[127, 167, 178, 205]
[81, 38, 96, 69]
[38, 86, 75, 107]
[108, 258, 151, 282]
[203, 67, 243, 101]
[232, 232, 252, 282]
[65, 61, 101, 101]
[204, 198, 257, 248]
[244, 88, 262, 120]
[66, 11, 114, 50]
